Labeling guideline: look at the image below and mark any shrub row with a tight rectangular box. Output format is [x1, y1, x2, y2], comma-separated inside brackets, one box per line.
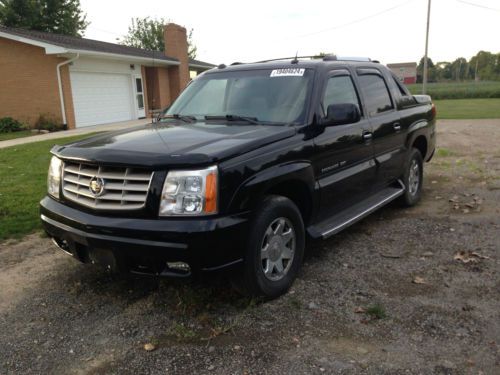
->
[407, 82, 500, 100]
[34, 115, 66, 132]
[0, 115, 65, 133]
[0, 117, 25, 133]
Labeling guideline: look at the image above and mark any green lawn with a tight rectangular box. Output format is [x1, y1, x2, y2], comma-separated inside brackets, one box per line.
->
[0, 130, 34, 141]
[434, 98, 500, 119]
[0, 133, 101, 241]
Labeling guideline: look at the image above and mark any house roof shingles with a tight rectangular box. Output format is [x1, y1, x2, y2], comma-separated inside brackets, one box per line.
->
[189, 58, 216, 68]
[0, 26, 215, 68]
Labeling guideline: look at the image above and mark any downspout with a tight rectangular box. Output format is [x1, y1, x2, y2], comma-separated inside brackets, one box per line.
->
[56, 53, 79, 126]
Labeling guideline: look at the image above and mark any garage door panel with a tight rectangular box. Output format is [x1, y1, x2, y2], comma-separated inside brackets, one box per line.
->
[70, 72, 134, 127]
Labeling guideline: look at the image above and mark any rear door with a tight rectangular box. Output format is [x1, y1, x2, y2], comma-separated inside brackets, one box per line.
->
[356, 68, 405, 187]
[313, 69, 375, 222]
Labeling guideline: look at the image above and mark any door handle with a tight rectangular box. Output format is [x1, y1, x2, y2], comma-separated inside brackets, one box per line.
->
[393, 123, 401, 131]
[362, 131, 373, 141]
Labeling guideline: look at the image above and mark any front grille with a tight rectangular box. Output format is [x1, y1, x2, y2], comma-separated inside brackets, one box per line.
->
[62, 162, 153, 210]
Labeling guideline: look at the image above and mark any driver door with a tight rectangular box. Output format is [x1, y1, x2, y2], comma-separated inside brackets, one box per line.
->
[312, 70, 376, 222]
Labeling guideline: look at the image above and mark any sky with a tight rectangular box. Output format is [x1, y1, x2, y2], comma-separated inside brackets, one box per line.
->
[81, 0, 500, 65]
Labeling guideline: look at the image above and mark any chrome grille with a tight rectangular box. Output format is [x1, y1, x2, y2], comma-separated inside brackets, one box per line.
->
[62, 162, 153, 210]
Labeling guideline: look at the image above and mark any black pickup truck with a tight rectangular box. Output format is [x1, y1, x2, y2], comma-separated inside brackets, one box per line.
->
[41, 56, 436, 297]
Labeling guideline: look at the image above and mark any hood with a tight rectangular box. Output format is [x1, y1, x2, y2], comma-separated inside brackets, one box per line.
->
[52, 122, 296, 168]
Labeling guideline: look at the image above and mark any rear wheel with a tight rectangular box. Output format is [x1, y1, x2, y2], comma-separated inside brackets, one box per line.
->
[236, 195, 305, 298]
[400, 148, 423, 206]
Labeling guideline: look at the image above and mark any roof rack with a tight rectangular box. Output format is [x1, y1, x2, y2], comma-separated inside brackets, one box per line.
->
[226, 55, 378, 67]
[336, 56, 372, 62]
[252, 55, 324, 63]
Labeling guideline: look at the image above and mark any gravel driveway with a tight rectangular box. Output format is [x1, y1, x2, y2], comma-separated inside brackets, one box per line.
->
[1, 120, 499, 374]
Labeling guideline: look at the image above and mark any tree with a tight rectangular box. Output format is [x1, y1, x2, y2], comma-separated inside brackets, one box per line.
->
[469, 51, 498, 81]
[186, 28, 197, 60]
[121, 17, 197, 59]
[121, 17, 166, 52]
[0, 0, 88, 37]
[417, 56, 436, 83]
[450, 58, 467, 81]
[434, 62, 452, 81]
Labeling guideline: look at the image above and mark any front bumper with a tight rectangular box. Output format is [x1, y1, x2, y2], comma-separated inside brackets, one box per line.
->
[40, 196, 249, 275]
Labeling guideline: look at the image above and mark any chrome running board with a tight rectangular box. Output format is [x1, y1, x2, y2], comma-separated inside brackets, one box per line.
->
[308, 180, 405, 239]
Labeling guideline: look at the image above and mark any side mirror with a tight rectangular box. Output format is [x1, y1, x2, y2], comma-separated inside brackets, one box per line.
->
[322, 103, 361, 126]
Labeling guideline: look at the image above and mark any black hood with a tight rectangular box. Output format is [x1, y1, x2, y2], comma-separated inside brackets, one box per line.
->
[52, 122, 296, 168]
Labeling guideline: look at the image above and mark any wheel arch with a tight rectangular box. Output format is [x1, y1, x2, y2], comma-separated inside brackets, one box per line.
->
[227, 162, 317, 225]
[406, 120, 430, 160]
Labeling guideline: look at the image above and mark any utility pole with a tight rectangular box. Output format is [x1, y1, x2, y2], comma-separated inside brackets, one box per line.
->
[474, 52, 480, 82]
[422, 0, 432, 94]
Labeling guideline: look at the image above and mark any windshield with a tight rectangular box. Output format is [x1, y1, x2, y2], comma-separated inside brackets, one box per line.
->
[164, 68, 314, 125]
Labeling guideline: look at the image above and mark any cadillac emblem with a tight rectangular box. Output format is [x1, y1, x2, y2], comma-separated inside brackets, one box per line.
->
[89, 176, 105, 196]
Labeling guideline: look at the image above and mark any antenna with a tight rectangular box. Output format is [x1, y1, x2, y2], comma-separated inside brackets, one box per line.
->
[291, 51, 299, 64]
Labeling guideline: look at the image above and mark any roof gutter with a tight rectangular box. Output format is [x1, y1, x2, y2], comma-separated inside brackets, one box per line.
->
[63, 49, 180, 66]
[56, 53, 79, 126]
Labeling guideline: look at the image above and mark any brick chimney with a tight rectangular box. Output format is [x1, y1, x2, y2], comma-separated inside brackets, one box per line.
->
[164, 23, 190, 100]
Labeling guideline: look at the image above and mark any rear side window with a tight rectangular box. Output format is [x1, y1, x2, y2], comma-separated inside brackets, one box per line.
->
[391, 74, 411, 97]
[322, 75, 361, 115]
[358, 74, 393, 116]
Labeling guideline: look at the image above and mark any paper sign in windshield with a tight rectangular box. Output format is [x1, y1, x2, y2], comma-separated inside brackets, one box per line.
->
[270, 68, 305, 77]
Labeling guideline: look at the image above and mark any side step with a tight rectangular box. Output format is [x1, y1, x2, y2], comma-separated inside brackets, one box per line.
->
[307, 181, 405, 239]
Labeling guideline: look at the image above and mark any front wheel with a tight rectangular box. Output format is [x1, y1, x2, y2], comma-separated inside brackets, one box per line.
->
[400, 148, 423, 206]
[237, 195, 305, 298]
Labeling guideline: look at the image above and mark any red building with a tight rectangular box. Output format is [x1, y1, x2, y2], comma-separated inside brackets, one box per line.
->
[387, 62, 417, 85]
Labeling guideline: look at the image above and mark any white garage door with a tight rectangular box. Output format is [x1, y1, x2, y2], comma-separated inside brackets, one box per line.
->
[70, 72, 133, 127]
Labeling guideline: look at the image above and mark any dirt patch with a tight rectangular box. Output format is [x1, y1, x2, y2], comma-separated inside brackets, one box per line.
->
[1, 119, 499, 374]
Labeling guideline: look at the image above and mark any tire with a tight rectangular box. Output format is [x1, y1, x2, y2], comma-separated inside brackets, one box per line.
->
[400, 148, 424, 207]
[236, 195, 305, 298]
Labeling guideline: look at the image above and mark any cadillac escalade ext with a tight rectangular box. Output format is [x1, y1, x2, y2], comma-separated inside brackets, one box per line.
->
[40, 56, 436, 298]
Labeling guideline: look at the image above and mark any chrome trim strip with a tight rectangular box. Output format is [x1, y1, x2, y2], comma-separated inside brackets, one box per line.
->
[201, 258, 244, 272]
[319, 159, 374, 187]
[51, 238, 73, 257]
[41, 214, 188, 249]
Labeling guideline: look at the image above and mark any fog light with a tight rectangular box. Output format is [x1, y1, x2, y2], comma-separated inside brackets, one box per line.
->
[167, 262, 191, 272]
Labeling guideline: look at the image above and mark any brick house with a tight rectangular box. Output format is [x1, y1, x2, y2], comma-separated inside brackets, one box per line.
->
[387, 62, 417, 85]
[0, 24, 214, 128]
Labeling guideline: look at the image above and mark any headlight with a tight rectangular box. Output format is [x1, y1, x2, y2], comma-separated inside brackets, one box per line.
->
[159, 166, 218, 216]
[47, 156, 62, 198]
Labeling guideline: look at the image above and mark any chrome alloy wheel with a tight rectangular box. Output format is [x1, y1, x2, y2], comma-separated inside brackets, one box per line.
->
[260, 217, 296, 281]
[408, 159, 420, 195]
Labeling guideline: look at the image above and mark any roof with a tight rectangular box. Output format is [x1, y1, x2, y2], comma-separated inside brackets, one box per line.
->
[387, 62, 417, 68]
[203, 58, 385, 75]
[189, 58, 216, 69]
[0, 26, 214, 68]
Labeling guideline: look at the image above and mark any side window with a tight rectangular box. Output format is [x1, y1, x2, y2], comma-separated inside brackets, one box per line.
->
[322, 75, 361, 115]
[358, 74, 393, 116]
[391, 74, 411, 97]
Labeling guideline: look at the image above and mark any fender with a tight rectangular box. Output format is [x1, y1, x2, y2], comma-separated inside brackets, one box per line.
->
[227, 161, 317, 216]
[406, 119, 429, 150]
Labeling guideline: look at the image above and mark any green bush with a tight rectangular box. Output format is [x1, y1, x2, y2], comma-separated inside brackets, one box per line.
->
[34, 115, 65, 132]
[0, 117, 25, 133]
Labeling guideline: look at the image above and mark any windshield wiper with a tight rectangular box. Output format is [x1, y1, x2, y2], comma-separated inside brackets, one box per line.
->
[204, 114, 260, 125]
[158, 114, 197, 123]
